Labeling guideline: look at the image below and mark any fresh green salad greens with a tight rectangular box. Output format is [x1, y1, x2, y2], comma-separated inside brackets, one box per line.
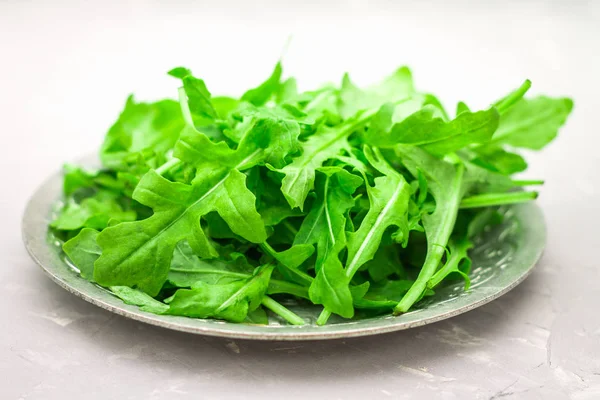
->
[53, 63, 572, 326]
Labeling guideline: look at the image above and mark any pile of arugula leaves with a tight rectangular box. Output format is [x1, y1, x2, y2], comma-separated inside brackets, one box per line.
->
[53, 63, 572, 326]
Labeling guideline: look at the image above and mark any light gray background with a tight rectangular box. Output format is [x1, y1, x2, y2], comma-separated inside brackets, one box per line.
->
[2, 1, 599, 399]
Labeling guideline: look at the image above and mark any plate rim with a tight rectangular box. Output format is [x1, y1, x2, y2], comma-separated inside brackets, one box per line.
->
[22, 158, 547, 341]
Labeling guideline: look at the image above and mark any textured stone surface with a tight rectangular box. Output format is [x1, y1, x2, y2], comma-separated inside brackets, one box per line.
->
[2, 1, 599, 398]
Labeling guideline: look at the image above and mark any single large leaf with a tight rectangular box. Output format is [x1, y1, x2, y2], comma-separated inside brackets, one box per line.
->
[294, 167, 362, 318]
[168, 242, 253, 286]
[365, 105, 500, 157]
[166, 264, 274, 322]
[110, 286, 170, 314]
[93, 167, 266, 295]
[63, 229, 170, 313]
[169, 67, 237, 123]
[308, 252, 354, 318]
[468, 146, 528, 175]
[345, 147, 410, 278]
[488, 96, 573, 150]
[169, 242, 309, 299]
[393, 145, 466, 313]
[100, 96, 185, 170]
[181, 75, 218, 120]
[62, 228, 101, 281]
[241, 62, 283, 106]
[294, 167, 363, 264]
[362, 244, 406, 282]
[338, 67, 415, 119]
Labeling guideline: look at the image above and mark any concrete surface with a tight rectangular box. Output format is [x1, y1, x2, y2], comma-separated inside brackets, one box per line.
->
[1, 1, 599, 399]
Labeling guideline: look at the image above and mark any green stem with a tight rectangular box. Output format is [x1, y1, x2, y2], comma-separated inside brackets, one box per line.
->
[260, 242, 314, 286]
[394, 164, 465, 314]
[261, 296, 306, 326]
[459, 191, 538, 209]
[316, 309, 331, 326]
[282, 221, 299, 236]
[178, 87, 195, 127]
[155, 158, 182, 176]
[494, 79, 531, 115]
[511, 179, 544, 186]
[268, 280, 309, 300]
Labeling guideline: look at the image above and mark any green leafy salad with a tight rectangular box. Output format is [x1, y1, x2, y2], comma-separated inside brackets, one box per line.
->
[52, 62, 572, 326]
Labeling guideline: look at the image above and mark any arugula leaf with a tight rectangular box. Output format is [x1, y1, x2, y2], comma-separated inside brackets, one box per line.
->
[456, 101, 471, 116]
[168, 242, 253, 286]
[169, 242, 309, 299]
[63, 165, 97, 196]
[110, 286, 170, 314]
[362, 244, 406, 282]
[294, 167, 362, 318]
[487, 96, 573, 150]
[365, 105, 500, 157]
[100, 96, 185, 170]
[427, 238, 473, 290]
[181, 75, 218, 121]
[468, 146, 528, 175]
[345, 147, 410, 275]
[51, 192, 136, 232]
[393, 145, 466, 313]
[166, 264, 274, 322]
[245, 306, 269, 325]
[275, 111, 375, 209]
[316, 147, 410, 324]
[294, 167, 363, 264]
[175, 109, 301, 170]
[309, 249, 354, 318]
[241, 62, 283, 106]
[338, 67, 415, 119]
[93, 167, 266, 296]
[62, 228, 101, 281]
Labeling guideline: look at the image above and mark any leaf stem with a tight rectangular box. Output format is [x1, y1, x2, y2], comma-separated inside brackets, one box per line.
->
[394, 163, 465, 314]
[511, 179, 544, 186]
[459, 191, 538, 209]
[261, 296, 306, 326]
[268, 280, 310, 300]
[495, 80, 531, 115]
[178, 87, 195, 127]
[282, 220, 299, 236]
[155, 158, 182, 176]
[260, 242, 314, 286]
[316, 309, 331, 326]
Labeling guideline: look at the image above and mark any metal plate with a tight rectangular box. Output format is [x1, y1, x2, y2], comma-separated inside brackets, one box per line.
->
[22, 157, 546, 340]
